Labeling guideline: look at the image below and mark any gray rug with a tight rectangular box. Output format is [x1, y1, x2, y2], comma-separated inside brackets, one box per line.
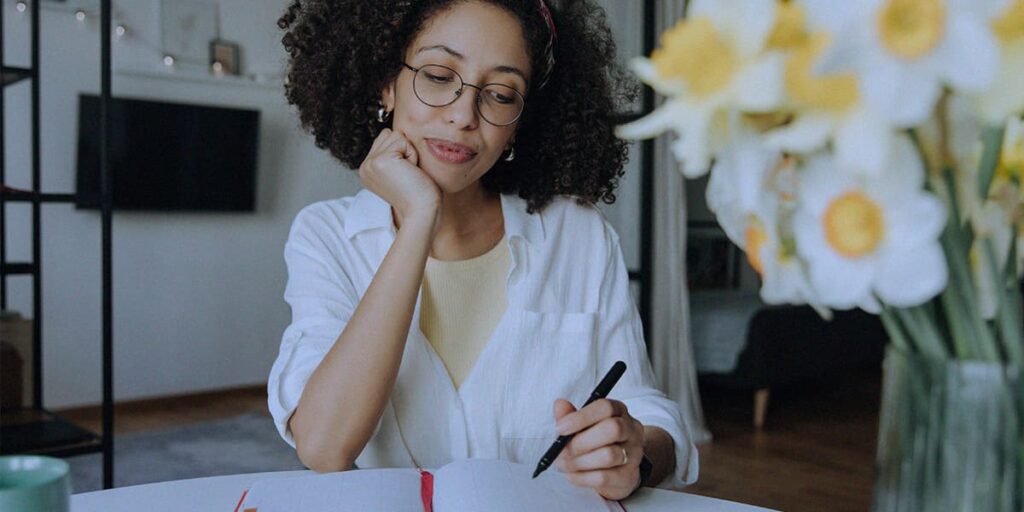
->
[68, 411, 306, 493]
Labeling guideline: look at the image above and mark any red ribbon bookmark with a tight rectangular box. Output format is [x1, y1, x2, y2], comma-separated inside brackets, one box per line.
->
[419, 468, 434, 512]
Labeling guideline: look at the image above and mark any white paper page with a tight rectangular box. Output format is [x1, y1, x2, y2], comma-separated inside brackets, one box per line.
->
[432, 459, 620, 512]
[240, 468, 424, 511]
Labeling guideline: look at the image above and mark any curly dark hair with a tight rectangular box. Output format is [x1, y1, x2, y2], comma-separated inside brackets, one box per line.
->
[278, 0, 637, 213]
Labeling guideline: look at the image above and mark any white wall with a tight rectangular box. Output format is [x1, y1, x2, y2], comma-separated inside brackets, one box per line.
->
[1, 0, 654, 409]
[3, 0, 359, 408]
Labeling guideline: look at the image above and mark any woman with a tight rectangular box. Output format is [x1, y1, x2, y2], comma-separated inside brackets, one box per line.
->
[269, 0, 698, 499]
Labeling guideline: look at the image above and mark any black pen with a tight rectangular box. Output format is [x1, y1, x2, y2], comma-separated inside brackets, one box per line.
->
[532, 360, 627, 479]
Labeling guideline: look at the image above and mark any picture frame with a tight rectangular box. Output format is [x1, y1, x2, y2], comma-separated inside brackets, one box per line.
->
[209, 39, 241, 76]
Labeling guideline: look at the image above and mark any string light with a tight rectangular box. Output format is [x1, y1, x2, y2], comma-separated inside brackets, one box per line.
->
[5, 2, 282, 83]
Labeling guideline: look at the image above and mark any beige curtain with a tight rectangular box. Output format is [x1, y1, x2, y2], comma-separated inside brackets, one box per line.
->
[648, 0, 711, 444]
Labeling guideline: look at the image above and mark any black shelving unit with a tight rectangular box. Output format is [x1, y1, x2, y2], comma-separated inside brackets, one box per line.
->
[0, 0, 115, 489]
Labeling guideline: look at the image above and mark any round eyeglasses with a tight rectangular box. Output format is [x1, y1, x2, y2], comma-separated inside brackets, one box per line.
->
[402, 63, 526, 127]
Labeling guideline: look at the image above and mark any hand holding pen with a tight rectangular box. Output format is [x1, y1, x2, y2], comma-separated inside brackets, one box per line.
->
[532, 361, 647, 500]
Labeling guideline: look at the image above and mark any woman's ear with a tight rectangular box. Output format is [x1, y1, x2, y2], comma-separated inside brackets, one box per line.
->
[380, 82, 395, 112]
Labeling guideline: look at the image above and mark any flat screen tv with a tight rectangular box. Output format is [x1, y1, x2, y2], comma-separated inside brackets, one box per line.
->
[76, 94, 259, 211]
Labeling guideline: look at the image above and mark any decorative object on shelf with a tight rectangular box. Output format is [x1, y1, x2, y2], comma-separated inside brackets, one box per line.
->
[615, 1, 1024, 510]
[209, 39, 240, 76]
[159, 0, 219, 70]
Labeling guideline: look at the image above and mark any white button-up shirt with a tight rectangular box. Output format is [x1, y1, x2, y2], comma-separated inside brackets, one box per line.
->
[268, 189, 699, 489]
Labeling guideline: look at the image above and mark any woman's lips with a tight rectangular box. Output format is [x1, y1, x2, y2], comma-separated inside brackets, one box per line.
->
[425, 138, 477, 164]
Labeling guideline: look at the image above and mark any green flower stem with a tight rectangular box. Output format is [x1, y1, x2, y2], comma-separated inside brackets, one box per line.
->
[983, 239, 1024, 366]
[895, 306, 949, 360]
[939, 287, 978, 360]
[1003, 235, 1023, 365]
[977, 125, 1006, 199]
[939, 214, 1001, 361]
[941, 166, 965, 239]
[881, 308, 912, 353]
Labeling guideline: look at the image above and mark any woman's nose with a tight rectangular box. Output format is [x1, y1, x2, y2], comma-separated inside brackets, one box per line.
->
[445, 87, 480, 128]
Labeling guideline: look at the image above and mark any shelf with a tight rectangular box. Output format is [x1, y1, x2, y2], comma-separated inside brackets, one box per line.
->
[0, 407, 102, 458]
[2, 66, 31, 87]
[1, 262, 34, 276]
[114, 66, 283, 90]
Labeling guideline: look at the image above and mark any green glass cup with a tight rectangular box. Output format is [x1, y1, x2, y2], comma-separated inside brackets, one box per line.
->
[0, 455, 71, 512]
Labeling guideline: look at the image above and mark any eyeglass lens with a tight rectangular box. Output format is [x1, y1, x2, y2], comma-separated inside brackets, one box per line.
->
[412, 64, 524, 126]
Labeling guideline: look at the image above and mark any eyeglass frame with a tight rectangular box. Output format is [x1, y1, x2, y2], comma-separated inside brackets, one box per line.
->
[400, 62, 526, 127]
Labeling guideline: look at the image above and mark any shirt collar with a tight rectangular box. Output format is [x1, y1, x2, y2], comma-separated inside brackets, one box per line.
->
[346, 188, 546, 246]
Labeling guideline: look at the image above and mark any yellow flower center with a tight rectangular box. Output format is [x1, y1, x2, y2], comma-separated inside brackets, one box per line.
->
[877, 0, 947, 59]
[785, 34, 859, 112]
[993, 1, 1024, 42]
[823, 192, 886, 258]
[651, 17, 739, 98]
[997, 134, 1024, 182]
[766, 2, 810, 50]
[745, 218, 769, 276]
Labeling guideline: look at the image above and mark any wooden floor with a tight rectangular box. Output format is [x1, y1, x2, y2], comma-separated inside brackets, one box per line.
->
[58, 386, 270, 435]
[57, 369, 881, 512]
[688, 369, 880, 512]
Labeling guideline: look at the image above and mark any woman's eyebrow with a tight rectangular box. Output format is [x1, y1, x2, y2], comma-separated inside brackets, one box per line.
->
[416, 44, 528, 84]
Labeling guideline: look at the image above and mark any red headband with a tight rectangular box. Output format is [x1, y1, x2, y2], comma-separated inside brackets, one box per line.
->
[538, 0, 557, 40]
[537, 0, 556, 88]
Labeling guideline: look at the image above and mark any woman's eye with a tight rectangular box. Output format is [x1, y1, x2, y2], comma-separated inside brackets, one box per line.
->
[488, 90, 515, 104]
[424, 72, 454, 83]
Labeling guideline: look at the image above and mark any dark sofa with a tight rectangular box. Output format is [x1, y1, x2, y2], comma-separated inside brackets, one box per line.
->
[698, 305, 888, 428]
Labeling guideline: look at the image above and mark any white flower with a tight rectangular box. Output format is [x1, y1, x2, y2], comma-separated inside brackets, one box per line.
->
[763, 28, 898, 177]
[975, 1, 1024, 122]
[793, 136, 948, 311]
[804, 0, 1006, 127]
[707, 131, 818, 305]
[615, 0, 783, 177]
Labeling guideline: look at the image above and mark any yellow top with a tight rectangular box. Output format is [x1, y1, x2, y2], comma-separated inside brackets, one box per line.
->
[419, 237, 510, 389]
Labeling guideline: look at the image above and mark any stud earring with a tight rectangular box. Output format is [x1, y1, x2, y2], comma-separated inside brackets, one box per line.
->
[504, 147, 515, 162]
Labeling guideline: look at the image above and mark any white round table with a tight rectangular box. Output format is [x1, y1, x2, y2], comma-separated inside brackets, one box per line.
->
[71, 470, 776, 511]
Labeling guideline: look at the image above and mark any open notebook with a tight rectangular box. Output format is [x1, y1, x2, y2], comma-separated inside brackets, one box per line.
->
[236, 459, 625, 512]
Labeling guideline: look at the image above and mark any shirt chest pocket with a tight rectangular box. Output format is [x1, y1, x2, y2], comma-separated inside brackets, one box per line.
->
[500, 309, 599, 439]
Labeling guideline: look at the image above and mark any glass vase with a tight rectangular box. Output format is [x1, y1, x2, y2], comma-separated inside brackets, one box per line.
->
[873, 347, 1024, 512]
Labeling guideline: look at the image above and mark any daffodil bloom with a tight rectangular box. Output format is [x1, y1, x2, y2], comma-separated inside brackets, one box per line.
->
[764, 19, 898, 176]
[803, 0, 1005, 127]
[706, 132, 818, 305]
[976, 0, 1024, 123]
[615, 0, 782, 177]
[793, 136, 948, 311]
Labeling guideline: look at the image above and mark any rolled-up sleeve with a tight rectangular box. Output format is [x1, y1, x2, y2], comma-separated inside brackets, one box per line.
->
[268, 207, 358, 448]
[595, 223, 699, 489]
